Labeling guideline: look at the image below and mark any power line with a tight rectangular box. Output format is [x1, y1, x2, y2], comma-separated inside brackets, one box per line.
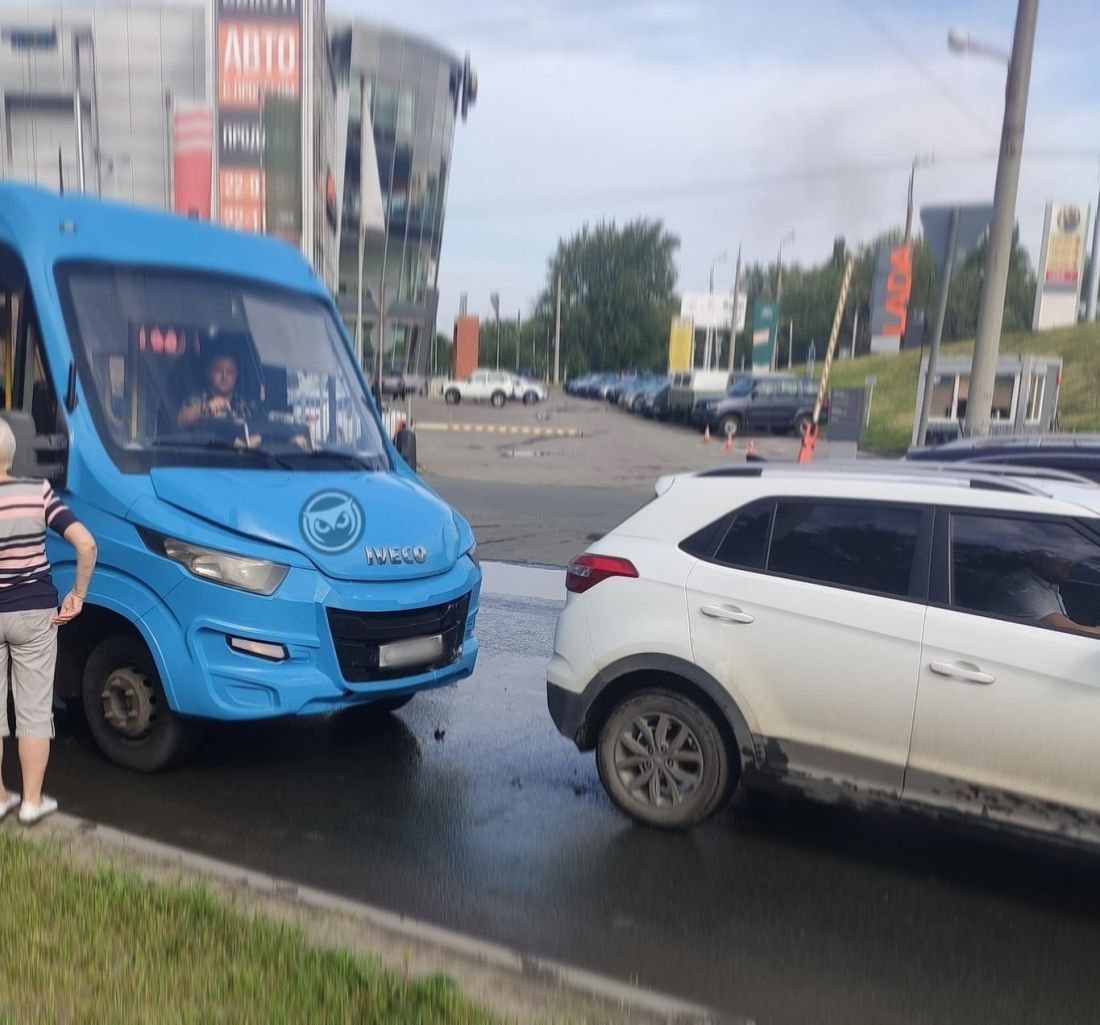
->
[835, 0, 997, 139]
[449, 147, 1098, 221]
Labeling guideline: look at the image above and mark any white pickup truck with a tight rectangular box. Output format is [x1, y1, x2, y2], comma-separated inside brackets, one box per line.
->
[443, 368, 517, 407]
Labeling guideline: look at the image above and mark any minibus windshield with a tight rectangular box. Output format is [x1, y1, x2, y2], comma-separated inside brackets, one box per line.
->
[55, 262, 390, 472]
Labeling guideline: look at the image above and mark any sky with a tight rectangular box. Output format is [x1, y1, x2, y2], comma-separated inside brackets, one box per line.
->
[326, 0, 1100, 328]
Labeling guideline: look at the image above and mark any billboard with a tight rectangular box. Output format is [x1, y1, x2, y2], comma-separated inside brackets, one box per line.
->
[681, 292, 747, 332]
[868, 242, 912, 354]
[1033, 201, 1089, 330]
[751, 300, 778, 372]
[667, 316, 694, 373]
[172, 104, 214, 220]
[214, 0, 302, 241]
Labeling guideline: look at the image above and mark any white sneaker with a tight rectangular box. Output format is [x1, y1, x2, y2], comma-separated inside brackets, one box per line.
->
[18, 796, 57, 825]
[0, 792, 19, 821]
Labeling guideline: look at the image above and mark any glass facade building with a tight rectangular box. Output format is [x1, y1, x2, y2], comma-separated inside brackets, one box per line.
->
[0, 4, 470, 378]
[0, 3, 206, 207]
[330, 24, 465, 378]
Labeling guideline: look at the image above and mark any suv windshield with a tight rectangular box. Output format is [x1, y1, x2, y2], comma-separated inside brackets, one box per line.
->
[55, 263, 388, 472]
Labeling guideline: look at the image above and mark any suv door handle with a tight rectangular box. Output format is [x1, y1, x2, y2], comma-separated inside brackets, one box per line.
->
[929, 660, 995, 685]
[700, 604, 755, 625]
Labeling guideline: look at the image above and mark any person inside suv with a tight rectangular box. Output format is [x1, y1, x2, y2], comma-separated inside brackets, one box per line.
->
[992, 549, 1100, 636]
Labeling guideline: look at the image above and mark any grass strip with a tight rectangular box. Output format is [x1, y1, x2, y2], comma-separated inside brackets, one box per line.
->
[0, 831, 503, 1025]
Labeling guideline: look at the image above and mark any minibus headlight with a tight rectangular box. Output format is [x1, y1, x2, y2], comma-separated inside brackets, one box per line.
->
[143, 531, 288, 595]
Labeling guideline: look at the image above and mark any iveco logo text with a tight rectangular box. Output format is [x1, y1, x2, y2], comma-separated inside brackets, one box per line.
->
[365, 545, 428, 566]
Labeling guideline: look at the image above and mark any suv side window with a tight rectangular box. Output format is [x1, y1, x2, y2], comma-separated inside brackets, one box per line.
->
[769, 500, 923, 598]
[753, 379, 776, 398]
[777, 380, 800, 397]
[714, 500, 773, 569]
[948, 513, 1100, 634]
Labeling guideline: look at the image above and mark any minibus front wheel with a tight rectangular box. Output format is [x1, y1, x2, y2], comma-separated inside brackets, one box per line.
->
[82, 637, 202, 772]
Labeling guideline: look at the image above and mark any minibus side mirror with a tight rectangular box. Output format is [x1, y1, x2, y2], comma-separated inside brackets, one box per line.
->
[395, 426, 417, 472]
[0, 411, 67, 487]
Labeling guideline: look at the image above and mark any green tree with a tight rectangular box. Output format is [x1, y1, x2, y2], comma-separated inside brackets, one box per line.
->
[535, 219, 680, 373]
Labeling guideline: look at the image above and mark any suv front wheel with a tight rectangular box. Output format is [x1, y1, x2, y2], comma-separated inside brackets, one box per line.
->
[718, 414, 743, 438]
[596, 688, 733, 829]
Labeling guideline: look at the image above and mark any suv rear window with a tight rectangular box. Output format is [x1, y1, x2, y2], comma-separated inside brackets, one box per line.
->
[769, 500, 921, 597]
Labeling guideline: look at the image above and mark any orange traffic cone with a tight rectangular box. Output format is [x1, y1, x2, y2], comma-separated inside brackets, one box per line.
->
[724, 431, 734, 452]
[701, 424, 711, 444]
[746, 437, 756, 459]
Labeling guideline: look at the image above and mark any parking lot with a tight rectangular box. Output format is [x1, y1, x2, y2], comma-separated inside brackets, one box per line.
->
[404, 389, 834, 490]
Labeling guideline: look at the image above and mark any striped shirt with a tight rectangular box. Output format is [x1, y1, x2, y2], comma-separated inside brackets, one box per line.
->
[0, 478, 78, 612]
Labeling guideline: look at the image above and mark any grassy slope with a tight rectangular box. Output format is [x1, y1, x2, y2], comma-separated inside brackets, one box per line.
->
[0, 834, 502, 1025]
[826, 322, 1100, 452]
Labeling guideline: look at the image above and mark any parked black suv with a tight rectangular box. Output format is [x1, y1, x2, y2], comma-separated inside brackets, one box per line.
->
[907, 434, 1100, 483]
[693, 373, 820, 438]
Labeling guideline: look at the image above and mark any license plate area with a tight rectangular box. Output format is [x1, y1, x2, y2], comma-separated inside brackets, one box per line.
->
[326, 594, 470, 683]
[378, 633, 444, 670]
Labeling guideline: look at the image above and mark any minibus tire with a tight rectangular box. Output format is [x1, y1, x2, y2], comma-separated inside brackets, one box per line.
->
[82, 637, 200, 772]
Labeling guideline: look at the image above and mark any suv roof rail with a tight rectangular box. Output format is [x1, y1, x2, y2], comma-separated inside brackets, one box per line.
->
[695, 459, 1094, 495]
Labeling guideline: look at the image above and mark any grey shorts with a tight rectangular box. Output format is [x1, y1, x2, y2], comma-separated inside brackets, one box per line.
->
[0, 608, 58, 740]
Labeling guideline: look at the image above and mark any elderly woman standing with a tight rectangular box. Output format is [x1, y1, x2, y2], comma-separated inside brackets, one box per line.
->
[0, 420, 96, 825]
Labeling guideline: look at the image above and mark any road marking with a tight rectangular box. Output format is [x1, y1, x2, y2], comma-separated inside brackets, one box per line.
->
[417, 422, 584, 438]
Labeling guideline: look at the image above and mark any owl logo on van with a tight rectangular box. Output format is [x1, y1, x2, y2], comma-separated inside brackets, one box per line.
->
[300, 491, 364, 554]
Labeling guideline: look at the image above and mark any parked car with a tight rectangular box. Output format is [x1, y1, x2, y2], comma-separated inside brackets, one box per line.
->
[640, 381, 672, 419]
[548, 461, 1100, 842]
[907, 434, 1100, 484]
[380, 369, 408, 398]
[512, 376, 548, 405]
[693, 373, 821, 438]
[623, 377, 666, 413]
[667, 370, 731, 422]
[443, 368, 515, 407]
[565, 374, 596, 396]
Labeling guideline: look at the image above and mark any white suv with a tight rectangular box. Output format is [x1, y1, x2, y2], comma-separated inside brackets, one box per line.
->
[547, 463, 1100, 841]
[443, 369, 515, 407]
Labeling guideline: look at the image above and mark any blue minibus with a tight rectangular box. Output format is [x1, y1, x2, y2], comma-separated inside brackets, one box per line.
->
[0, 184, 480, 770]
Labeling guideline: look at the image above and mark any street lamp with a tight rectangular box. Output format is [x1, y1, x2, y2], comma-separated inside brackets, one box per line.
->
[949, 0, 1038, 437]
[947, 28, 1010, 64]
[702, 251, 728, 369]
[708, 251, 728, 294]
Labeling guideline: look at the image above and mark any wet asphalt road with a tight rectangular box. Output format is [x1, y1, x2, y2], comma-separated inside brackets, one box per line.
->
[11, 570, 1100, 1025]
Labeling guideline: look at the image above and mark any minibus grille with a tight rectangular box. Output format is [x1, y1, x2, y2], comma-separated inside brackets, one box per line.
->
[326, 593, 471, 683]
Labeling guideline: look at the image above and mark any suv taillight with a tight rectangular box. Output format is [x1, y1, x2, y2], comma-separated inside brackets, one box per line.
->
[566, 554, 639, 594]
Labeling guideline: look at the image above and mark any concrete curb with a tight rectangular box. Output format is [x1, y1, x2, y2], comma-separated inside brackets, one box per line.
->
[418, 422, 584, 438]
[18, 813, 741, 1025]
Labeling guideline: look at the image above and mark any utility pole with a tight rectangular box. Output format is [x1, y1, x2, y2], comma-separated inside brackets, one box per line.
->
[72, 32, 86, 192]
[354, 74, 367, 369]
[553, 271, 562, 384]
[963, 0, 1039, 437]
[772, 231, 794, 371]
[515, 310, 521, 370]
[915, 207, 961, 447]
[904, 155, 933, 242]
[490, 292, 501, 369]
[850, 302, 860, 357]
[1087, 178, 1100, 322]
[728, 244, 742, 374]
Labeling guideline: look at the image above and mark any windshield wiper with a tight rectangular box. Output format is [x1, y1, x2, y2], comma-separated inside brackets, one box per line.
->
[152, 437, 291, 468]
[255, 446, 387, 471]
